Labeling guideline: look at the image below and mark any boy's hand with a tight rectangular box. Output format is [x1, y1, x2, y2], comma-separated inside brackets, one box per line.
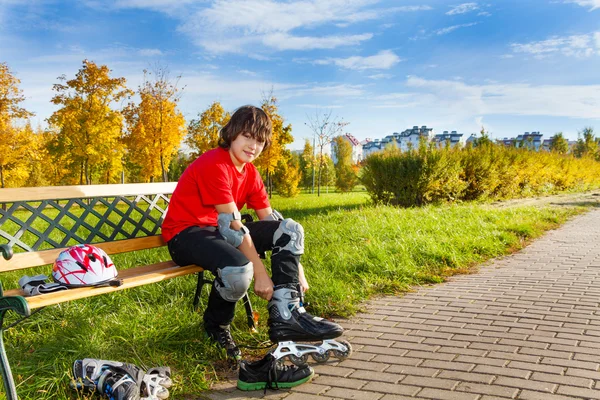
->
[298, 262, 310, 293]
[299, 273, 310, 293]
[254, 274, 274, 300]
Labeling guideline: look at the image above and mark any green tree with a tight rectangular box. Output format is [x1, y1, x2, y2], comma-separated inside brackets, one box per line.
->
[474, 126, 493, 147]
[549, 132, 569, 155]
[48, 60, 132, 184]
[186, 101, 230, 158]
[333, 136, 357, 192]
[574, 127, 597, 158]
[167, 150, 191, 181]
[299, 139, 315, 190]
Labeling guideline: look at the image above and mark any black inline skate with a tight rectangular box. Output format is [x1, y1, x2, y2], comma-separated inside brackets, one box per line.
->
[267, 284, 352, 365]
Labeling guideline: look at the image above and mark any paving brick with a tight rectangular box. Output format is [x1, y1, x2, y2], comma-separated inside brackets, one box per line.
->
[493, 376, 555, 392]
[556, 385, 600, 399]
[290, 383, 331, 395]
[455, 381, 518, 398]
[349, 370, 403, 384]
[371, 355, 421, 366]
[518, 390, 578, 400]
[311, 364, 355, 377]
[539, 357, 598, 370]
[486, 351, 540, 363]
[416, 388, 479, 400]
[285, 394, 335, 400]
[436, 370, 495, 384]
[379, 395, 417, 400]
[472, 365, 530, 379]
[507, 361, 564, 374]
[324, 387, 384, 400]
[436, 346, 487, 357]
[404, 350, 455, 361]
[565, 367, 600, 380]
[339, 359, 389, 372]
[420, 360, 475, 372]
[400, 375, 457, 390]
[530, 371, 592, 387]
[455, 355, 507, 367]
[385, 365, 438, 377]
[312, 375, 367, 390]
[361, 381, 420, 396]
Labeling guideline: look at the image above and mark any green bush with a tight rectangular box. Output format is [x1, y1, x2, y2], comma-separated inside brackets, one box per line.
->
[362, 143, 600, 206]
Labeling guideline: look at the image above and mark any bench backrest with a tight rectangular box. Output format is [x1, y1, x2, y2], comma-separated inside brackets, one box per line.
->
[0, 183, 176, 273]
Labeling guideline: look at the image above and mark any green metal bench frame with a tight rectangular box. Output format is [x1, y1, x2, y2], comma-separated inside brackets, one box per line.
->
[0, 183, 256, 399]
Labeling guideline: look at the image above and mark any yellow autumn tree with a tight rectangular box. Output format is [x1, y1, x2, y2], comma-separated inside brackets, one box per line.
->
[255, 95, 294, 196]
[26, 125, 55, 187]
[124, 67, 185, 182]
[186, 101, 231, 158]
[48, 60, 132, 185]
[0, 62, 35, 188]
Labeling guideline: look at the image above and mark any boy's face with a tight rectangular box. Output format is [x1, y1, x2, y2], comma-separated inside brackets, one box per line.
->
[229, 131, 265, 169]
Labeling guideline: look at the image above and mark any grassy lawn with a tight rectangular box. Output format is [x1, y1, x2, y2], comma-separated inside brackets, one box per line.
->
[0, 191, 588, 399]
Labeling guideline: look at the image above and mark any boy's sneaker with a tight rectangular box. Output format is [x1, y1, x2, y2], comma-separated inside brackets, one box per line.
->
[237, 354, 314, 392]
[205, 324, 242, 360]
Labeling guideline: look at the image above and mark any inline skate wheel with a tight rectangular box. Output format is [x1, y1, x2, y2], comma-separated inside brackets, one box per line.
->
[289, 354, 309, 366]
[311, 351, 330, 363]
[333, 340, 352, 360]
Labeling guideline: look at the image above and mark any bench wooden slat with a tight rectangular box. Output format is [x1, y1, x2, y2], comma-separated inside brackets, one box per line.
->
[0, 182, 177, 202]
[4, 262, 204, 309]
[0, 236, 168, 272]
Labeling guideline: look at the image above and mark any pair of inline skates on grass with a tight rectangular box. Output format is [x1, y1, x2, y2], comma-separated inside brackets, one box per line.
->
[206, 283, 352, 391]
[71, 284, 351, 399]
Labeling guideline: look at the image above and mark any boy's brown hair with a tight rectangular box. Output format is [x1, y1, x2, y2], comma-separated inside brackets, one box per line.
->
[219, 105, 272, 150]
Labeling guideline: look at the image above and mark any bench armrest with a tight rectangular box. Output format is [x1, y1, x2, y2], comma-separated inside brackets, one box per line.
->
[0, 245, 12, 261]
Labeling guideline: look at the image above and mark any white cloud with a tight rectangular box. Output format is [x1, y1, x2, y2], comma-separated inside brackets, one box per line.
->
[435, 22, 478, 35]
[138, 48, 163, 57]
[368, 73, 393, 80]
[314, 50, 401, 70]
[177, 0, 430, 54]
[511, 31, 600, 58]
[563, 0, 600, 10]
[262, 32, 373, 51]
[446, 2, 479, 15]
[394, 76, 600, 120]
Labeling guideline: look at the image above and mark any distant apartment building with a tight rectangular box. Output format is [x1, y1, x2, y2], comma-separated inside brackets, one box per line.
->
[363, 125, 434, 157]
[331, 133, 363, 164]
[432, 131, 465, 148]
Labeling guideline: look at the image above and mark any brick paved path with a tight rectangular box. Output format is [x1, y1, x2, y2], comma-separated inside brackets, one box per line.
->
[209, 208, 600, 400]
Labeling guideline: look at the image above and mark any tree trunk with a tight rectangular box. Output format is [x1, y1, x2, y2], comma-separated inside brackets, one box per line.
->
[161, 154, 168, 182]
[0, 165, 4, 189]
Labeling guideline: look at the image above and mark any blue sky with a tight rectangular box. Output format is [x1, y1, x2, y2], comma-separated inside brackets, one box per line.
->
[1, 0, 599, 150]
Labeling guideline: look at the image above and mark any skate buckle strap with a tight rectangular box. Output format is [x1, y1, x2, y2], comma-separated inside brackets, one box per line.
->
[19, 274, 68, 297]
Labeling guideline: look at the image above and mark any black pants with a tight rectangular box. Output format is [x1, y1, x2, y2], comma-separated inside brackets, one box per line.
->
[167, 220, 300, 327]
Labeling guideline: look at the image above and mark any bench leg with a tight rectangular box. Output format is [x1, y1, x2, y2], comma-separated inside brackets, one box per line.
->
[192, 271, 213, 310]
[192, 272, 257, 331]
[242, 294, 256, 332]
[0, 310, 18, 400]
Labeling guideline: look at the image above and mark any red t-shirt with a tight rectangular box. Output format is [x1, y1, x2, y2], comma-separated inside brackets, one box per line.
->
[161, 147, 270, 242]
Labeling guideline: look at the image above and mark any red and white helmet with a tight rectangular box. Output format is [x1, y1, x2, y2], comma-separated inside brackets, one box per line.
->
[52, 244, 117, 287]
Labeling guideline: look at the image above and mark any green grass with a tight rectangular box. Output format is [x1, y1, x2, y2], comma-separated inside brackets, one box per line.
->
[0, 191, 588, 399]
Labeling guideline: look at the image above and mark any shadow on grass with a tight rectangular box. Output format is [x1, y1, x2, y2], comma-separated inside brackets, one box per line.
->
[278, 202, 369, 220]
[549, 201, 600, 208]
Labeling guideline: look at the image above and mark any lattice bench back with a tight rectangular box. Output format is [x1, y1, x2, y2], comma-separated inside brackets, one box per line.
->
[0, 182, 176, 273]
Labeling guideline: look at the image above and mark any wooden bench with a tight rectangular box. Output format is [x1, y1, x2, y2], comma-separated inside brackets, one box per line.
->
[0, 183, 256, 400]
